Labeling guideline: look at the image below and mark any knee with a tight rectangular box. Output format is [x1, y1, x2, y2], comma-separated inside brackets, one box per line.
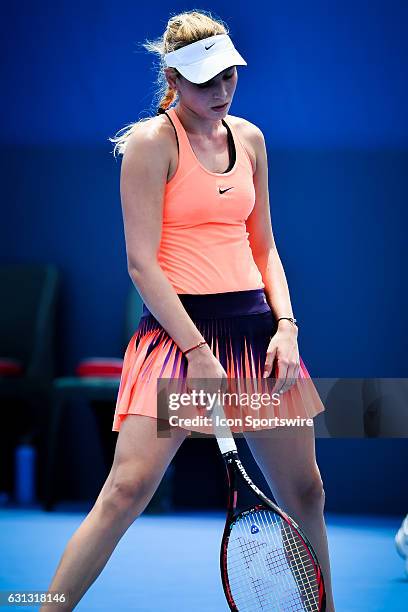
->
[284, 474, 325, 515]
[297, 474, 325, 512]
[101, 470, 153, 519]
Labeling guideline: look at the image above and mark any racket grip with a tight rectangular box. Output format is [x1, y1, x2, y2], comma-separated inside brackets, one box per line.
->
[211, 401, 237, 455]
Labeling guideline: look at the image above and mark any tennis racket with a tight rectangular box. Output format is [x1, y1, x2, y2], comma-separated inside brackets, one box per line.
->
[211, 401, 326, 611]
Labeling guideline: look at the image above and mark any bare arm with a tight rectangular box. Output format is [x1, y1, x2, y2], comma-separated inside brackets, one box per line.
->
[119, 119, 217, 365]
[245, 125, 297, 332]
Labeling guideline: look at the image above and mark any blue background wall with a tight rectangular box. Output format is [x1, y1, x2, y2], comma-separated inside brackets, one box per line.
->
[1, 1, 407, 511]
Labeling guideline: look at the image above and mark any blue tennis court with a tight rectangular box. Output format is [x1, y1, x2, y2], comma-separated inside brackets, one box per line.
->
[1, 508, 406, 610]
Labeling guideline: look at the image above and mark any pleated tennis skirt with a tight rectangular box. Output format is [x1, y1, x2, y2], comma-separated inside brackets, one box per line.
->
[112, 289, 325, 434]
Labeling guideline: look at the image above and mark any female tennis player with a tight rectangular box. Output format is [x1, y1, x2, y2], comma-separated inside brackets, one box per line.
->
[42, 10, 335, 611]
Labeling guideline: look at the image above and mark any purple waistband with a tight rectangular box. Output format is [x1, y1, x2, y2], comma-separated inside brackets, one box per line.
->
[141, 289, 271, 319]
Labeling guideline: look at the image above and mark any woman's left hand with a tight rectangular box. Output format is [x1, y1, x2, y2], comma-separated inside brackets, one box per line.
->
[263, 321, 300, 395]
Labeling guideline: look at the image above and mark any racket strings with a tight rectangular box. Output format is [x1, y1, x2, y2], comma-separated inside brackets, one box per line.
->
[225, 509, 321, 611]
[281, 522, 319, 609]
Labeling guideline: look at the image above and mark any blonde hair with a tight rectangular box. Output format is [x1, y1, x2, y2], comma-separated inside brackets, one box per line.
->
[109, 9, 228, 158]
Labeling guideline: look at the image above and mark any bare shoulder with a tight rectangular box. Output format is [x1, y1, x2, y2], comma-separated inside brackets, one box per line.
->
[227, 114, 264, 141]
[121, 114, 174, 167]
[126, 115, 172, 149]
[226, 114, 266, 173]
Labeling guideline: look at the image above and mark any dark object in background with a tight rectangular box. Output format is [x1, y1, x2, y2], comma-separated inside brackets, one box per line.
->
[0, 264, 59, 499]
[14, 434, 37, 505]
[90, 399, 117, 470]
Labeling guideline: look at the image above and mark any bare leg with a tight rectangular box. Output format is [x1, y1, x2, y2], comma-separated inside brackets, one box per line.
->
[244, 423, 336, 612]
[41, 415, 189, 611]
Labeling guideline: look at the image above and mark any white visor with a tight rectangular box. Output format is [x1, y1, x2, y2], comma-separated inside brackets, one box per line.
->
[164, 34, 247, 84]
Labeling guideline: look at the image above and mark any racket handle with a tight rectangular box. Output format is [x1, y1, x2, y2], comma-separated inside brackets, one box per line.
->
[211, 401, 237, 455]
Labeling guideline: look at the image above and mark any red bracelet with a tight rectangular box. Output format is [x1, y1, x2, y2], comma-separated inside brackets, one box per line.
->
[183, 340, 208, 356]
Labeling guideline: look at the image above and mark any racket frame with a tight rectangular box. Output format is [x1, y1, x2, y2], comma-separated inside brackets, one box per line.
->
[219, 449, 327, 612]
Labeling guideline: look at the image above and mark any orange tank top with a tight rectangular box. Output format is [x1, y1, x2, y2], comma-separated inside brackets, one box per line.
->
[157, 107, 265, 294]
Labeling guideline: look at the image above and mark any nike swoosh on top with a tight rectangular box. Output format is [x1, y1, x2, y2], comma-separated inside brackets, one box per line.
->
[205, 43, 215, 50]
[219, 187, 234, 194]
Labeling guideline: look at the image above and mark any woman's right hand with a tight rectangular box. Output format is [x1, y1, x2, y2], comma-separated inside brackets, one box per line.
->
[185, 343, 228, 407]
